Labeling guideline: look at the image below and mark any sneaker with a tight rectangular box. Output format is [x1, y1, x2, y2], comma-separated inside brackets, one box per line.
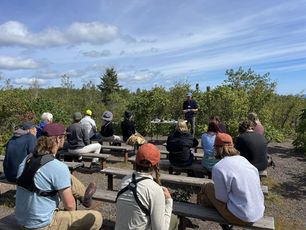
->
[82, 182, 97, 208]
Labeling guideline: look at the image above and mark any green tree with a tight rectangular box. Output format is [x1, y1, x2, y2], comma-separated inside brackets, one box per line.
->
[97, 67, 121, 105]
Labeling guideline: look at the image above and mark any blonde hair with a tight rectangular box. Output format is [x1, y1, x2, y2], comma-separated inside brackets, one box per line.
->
[176, 119, 188, 133]
[215, 146, 240, 159]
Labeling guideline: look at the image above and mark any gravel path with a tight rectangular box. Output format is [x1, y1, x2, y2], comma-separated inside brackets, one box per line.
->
[0, 141, 305, 230]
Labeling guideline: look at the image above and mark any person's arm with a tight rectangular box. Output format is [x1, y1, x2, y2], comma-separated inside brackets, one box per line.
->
[191, 100, 198, 112]
[58, 187, 76, 211]
[82, 127, 90, 145]
[212, 167, 229, 203]
[150, 186, 173, 230]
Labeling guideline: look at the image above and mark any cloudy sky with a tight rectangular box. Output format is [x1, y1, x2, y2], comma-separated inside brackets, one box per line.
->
[0, 0, 305, 95]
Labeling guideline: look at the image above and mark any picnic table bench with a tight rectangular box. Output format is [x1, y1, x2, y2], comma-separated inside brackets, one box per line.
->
[58, 151, 109, 169]
[100, 167, 268, 194]
[100, 145, 135, 162]
[159, 149, 203, 159]
[92, 189, 275, 230]
[128, 155, 208, 176]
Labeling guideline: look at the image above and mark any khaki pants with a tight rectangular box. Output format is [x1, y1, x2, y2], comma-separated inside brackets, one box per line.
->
[197, 182, 249, 225]
[22, 175, 103, 230]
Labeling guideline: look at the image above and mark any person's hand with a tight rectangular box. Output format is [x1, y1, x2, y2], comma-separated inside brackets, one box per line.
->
[162, 186, 171, 199]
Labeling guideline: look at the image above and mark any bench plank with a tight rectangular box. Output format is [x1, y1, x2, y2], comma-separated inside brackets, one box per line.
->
[100, 167, 268, 194]
[92, 190, 274, 230]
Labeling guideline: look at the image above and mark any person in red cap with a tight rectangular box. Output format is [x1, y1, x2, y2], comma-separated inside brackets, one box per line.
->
[115, 143, 178, 230]
[15, 123, 102, 230]
[197, 132, 265, 230]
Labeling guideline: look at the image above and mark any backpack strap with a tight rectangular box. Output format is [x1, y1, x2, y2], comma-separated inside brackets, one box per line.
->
[17, 153, 57, 197]
[116, 173, 151, 216]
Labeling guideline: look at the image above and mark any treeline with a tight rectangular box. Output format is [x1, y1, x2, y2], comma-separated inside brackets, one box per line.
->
[0, 67, 305, 153]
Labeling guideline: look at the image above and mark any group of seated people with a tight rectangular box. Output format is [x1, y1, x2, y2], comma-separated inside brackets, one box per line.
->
[1, 110, 267, 230]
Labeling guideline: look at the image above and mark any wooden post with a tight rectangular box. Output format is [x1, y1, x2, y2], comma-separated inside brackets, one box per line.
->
[107, 174, 113, 190]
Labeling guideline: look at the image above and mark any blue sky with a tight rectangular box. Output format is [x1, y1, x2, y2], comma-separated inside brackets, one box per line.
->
[0, 0, 305, 95]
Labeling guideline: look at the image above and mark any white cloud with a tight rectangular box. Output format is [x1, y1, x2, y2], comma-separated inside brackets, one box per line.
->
[0, 21, 118, 48]
[0, 56, 39, 70]
[14, 77, 48, 86]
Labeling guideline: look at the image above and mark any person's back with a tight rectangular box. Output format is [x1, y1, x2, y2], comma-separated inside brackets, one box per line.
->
[15, 156, 70, 228]
[235, 131, 268, 171]
[67, 122, 89, 149]
[3, 122, 37, 182]
[213, 155, 265, 222]
[80, 110, 97, 139]
[121, 111, 136, 142]
[101, 121, 114, 137]
[201, 132, 219, 172]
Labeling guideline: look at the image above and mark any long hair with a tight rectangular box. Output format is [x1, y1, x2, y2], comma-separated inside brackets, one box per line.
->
[135, 161, 161, 185]
[207, 121, 221, 133]
[34, 136, 57, 156]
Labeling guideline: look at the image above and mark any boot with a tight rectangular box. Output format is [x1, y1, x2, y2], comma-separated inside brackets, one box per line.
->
[82, 182, 97, 208]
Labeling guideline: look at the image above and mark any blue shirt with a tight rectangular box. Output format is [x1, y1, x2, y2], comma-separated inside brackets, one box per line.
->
[3, 132, 36, 182]
[15, 157, 71, 228]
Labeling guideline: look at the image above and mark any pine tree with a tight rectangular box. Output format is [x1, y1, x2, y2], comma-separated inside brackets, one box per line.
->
[97, 67, 121, 104]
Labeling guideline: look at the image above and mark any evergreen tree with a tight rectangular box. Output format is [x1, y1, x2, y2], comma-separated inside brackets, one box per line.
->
[97, 67, 121, 104]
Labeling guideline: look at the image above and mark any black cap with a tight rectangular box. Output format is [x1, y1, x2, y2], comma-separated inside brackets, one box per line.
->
[21, 121, 36, 130]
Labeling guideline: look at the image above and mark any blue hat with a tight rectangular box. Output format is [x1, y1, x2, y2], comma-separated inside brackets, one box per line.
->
[187, 92, 192, 97]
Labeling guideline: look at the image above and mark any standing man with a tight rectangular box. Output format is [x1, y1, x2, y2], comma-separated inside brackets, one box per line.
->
[3, 121, 37, 182]
[15, 123, 102, 229]
[183, 92, 198, 136]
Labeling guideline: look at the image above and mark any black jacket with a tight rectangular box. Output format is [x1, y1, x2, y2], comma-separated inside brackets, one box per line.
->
[166, 131, 198, 166]
[100, 121, 114, 137]
[235, 131, 268, 171]
[121, 119, 136, 142]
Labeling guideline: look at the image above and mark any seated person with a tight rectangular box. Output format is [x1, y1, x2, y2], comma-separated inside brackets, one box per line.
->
[115, 143, 178, 230]
[235, 120, 268, 171]
[100, 111, 121, 143]
[166, 120, 198, 167]
[248, 112, 265, 135]
[15, 123, 102, 230]
[80, 109, 101, 140]
[201, 121, 220, 172]
[36, 112, 53, 138]
[197, 133, 265, 230]
[3, 121, 37, 182]
[67, 112, 102, 167]
[121, 111, 136, 142]
[209, 115, 226, 133]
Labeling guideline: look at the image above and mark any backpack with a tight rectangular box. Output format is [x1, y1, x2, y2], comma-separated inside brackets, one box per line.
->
[17, 153, 57, 197]
[116, 173, 151, 216]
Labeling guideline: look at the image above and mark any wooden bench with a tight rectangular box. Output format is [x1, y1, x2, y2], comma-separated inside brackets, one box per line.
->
[128, 156, 208, 176]
[92, 189, 275, 230]
[159, 149, 203, 159]
[58, 151, 109, 169]
[100, 167, 268, 194]
[100, 145, 135, 162]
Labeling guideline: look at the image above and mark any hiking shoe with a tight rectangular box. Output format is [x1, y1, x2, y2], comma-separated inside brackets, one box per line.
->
[82, 182, 97, 208]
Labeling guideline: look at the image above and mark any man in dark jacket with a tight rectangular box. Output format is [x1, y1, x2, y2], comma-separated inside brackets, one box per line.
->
[235, 120, 268, 171]
[3, 121, 37, 182]
[121, 111, 136, 142]
[167, 120, 198, 167]
[183, 92, 198, 136]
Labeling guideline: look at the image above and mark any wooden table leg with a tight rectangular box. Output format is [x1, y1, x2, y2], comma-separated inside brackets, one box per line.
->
[107, 174, 113, 190]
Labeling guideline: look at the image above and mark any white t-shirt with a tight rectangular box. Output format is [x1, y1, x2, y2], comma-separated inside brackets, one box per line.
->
[212, 155, 265, 222]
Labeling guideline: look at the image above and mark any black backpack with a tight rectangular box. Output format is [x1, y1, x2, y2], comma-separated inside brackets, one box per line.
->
[17, 153, 58, 197]
[116, 173, 151, 216]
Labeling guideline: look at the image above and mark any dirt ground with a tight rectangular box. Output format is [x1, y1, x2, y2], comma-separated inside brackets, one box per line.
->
[0, 141, 305, 230]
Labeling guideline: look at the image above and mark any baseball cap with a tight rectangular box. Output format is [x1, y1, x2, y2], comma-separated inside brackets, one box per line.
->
[136, 143, 160, 167]
[73, 112, 82, 121]
[42, 123, 66, 136]
[102, 111, 113, 121]
[214, 133, 233, 147]
[86, 109, 92, 116]
[187, 92, 192, 97]
[21, 121, 36, 130]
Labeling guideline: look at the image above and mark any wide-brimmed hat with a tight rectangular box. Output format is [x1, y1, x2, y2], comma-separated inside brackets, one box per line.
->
[102, 111, 113, 121]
